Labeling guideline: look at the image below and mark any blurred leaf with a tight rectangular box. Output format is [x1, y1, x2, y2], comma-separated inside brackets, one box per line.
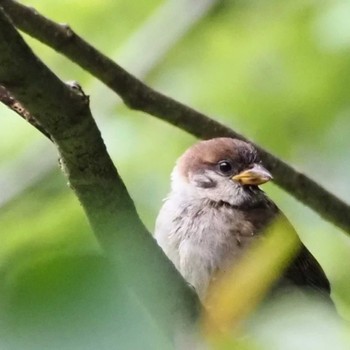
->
[203, 216, 300, 336]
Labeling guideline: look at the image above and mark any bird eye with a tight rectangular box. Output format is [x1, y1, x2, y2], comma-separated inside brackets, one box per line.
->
[218, 161, 233, 174]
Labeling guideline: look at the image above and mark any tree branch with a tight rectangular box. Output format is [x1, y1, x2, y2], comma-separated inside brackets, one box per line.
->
[1, 0, 349, 233]
[0, 84, 51, 139]
[0, 7, 198, 332]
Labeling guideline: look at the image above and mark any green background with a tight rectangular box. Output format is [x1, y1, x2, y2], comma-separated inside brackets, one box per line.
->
[0, 0, 349, 349]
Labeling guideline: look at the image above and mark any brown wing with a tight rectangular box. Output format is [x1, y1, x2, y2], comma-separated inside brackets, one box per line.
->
[273, 210, 331, 295]
[284, 244, 331, 295]
[255, 197, 331, 295]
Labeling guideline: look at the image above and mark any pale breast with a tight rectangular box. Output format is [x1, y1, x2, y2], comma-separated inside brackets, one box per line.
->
[155, 196, 276, 300]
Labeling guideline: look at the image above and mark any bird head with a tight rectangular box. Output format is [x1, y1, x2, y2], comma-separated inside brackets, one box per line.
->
[171, 138, 272, 207]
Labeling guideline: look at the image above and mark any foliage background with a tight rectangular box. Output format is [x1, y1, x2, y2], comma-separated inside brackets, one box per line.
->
[0, 0, 349, 349]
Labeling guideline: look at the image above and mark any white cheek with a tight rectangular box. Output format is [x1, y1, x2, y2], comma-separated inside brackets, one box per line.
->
[171, 168, 252, 206]
[200, 177, 254, 206]
[202, 178, 242, 205]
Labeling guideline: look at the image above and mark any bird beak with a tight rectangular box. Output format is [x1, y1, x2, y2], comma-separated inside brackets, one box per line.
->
[232, 164, 272, 185]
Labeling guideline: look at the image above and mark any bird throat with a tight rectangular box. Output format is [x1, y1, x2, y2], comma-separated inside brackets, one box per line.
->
[207, 186, 267, 211]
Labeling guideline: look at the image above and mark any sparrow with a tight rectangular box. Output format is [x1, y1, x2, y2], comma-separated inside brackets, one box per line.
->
[154, 137, 330, 300]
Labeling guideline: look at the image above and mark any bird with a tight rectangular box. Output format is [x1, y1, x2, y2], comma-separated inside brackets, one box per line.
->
[154, 137, 330, 301]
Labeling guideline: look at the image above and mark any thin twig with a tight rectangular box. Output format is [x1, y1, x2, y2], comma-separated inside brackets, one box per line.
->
[0, 84, 51, 139]
[1, 0, 349, 232]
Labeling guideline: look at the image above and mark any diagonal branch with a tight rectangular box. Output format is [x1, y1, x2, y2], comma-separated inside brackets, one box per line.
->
[0, 7, 198, 331]
[0, 0, 213, 210]
[1, 0, 349, 233]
